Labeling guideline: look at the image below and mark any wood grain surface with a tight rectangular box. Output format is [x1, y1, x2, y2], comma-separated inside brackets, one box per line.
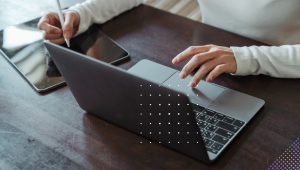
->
[0, 1, 299, 170]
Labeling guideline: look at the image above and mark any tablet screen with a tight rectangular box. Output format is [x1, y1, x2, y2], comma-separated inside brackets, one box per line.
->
[0, 18, 129, 92]
[63, 26, 129, 64]
[0, 18, 65, 92]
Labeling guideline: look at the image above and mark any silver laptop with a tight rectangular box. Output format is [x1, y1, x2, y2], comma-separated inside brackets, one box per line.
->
[45, 41, 265, 163]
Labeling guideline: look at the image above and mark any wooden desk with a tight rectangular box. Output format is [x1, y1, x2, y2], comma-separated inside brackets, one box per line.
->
[0, 2, 299, 170]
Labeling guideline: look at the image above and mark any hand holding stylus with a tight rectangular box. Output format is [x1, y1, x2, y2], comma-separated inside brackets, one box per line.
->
[38, 9, 80, 45]
[55, 0, 70, 47]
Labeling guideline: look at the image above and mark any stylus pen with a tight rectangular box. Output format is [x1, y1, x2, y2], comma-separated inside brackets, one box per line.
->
[55, 0, 70, 47]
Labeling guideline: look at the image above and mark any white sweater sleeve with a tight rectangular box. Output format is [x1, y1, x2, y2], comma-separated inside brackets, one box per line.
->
[231, 45, 300, 78]
[68, 0, 146, 36]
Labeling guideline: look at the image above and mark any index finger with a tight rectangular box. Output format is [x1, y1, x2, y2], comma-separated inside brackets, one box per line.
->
[38, 14, 61, 34]
[172, 46, 211, 64]
[38, 22, 61, 34]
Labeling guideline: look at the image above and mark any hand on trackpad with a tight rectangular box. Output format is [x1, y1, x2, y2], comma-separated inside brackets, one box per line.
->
[162, 72, 225, 107]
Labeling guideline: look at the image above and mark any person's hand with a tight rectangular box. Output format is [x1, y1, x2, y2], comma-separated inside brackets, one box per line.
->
[38, 10, 80, 44]
[172, 45, 237, 87]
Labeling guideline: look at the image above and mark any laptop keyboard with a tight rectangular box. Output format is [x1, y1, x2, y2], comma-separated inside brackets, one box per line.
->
[191, 103, 246, 154]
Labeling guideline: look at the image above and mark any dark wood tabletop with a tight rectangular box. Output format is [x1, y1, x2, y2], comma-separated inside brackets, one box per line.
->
[0, 1, 299, 170]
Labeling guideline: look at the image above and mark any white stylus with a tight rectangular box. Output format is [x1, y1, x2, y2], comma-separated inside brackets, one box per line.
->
[55, 0, 70, 47]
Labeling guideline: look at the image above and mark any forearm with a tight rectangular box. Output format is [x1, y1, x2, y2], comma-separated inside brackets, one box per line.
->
[231, 45, 300, 78]
[68, 0, 146, 35]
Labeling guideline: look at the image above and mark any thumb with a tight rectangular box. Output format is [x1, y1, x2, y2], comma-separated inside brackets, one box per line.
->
[63, 12, 76, 39]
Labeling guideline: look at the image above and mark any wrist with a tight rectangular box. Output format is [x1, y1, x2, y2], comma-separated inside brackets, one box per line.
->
[230, 46, 251, 76]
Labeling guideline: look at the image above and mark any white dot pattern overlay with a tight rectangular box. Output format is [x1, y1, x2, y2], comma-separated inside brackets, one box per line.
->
[138, 83, 202, 145]
[268, 137, 300, 170]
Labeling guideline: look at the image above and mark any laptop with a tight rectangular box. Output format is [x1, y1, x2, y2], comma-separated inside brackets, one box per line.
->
[44, 41, 265, 164]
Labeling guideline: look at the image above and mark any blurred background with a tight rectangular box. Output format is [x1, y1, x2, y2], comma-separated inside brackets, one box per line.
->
[145, 0, 202, 22]
[0, 0, 201, 31]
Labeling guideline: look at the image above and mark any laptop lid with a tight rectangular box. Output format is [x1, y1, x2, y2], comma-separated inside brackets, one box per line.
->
[44, 41, 211, 163]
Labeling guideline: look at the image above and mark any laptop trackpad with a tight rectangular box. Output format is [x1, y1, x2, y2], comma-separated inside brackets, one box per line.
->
[162, 73, 225, 107]
[127, 59, 177, 84]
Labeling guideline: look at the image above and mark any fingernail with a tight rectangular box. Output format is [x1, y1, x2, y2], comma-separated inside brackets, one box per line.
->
[172, 58, 178, 64]
[190, 81, 196, 87]
[179, 72, 186, 79]
[207, 77, 212, 82]
[64, 31, 71, 38]
[54, 29, 61, 34]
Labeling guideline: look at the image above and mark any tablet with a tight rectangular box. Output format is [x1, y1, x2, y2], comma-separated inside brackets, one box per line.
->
[0, 18, 129, 92]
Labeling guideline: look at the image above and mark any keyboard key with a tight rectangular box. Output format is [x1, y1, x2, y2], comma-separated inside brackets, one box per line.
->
[198, 113, 209, 121]
[205, 124, 218, 132]
[195, 112, 201, 117]
[223, 116, 235, 124]
[200, 129, 205, 134]
[215, 128, 234, 139]
[206, 117, 218, 125]
[233, 120, 245, 127]
[213, 113, 226, 120]
[212, 135, 229, 145]
[216, 121, 240, 133]
[191, 103, 205, 113]
[203, 109, 216, 117]
[197, 121, 208, 128]
[206, 147, 218, 154]
[202, 131, 215, 139]
[211, 143, 223, 151]
[203, 139, 214, 147]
